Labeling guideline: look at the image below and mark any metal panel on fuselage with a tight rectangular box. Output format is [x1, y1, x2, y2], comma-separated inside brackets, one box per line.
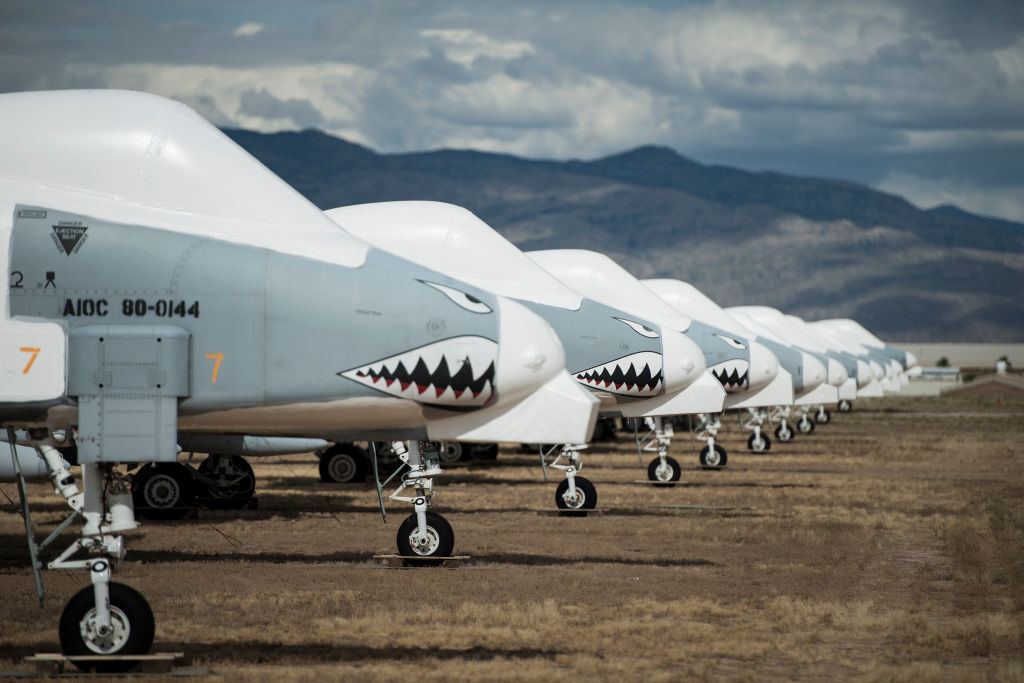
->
[8, 206, 503, 426]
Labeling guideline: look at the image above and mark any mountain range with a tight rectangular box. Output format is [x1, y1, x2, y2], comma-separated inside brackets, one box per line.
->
[225, 128, 1024, 342]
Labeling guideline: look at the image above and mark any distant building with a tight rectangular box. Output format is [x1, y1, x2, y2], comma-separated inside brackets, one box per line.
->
[900, 343, 1024, 368]
[904, 366, 961, 396]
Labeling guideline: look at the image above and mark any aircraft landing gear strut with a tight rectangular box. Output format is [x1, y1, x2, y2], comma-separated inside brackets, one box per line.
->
[797, 406, 816, 434]
[636, 417, 681, 487]
[815, 404, 831, 425]
[383, 440, 454, 562]
[743, 408, 771, 453]
[540, 443, 596, 512]
[694, 413, 727, 469]
[772, 406, 795, 443]
[9, 428, 153, 672]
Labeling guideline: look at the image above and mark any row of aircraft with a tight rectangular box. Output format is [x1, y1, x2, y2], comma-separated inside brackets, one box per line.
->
[0, 90, 918, 669]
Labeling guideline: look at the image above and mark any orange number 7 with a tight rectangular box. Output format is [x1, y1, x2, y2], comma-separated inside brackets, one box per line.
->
[20, 347, 41, 374]
[205, 353, 224, 383]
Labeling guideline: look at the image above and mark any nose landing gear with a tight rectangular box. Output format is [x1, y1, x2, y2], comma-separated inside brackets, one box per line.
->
[378, 440, 455, 564]
[9, 428, 153, 672]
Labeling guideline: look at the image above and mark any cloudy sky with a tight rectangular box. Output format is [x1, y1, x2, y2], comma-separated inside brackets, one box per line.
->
[2, 0, 1023, 221]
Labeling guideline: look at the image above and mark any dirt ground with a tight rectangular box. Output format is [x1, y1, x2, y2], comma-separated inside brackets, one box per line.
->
[2, 395, 1023, 681]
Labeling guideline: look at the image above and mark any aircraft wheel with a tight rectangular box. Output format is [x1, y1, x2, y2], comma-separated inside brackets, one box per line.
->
[747, 433, 771, 453]
[699, 444, 727, 469]
[556, 476, 597, 512]
[817, 410, 832, 425]
[798, 418, 815, 435]
[397, 511, 455, 564]
[838, 399, 852, 413]
[647, 456, 680, 487]
[775, 424, 794, 442]
[197, 454, 255, 509]
[318, 443, 368, 483]
[132, 463, 195, 520]
[60, 582, 155, 672]
[439, 441, 465, 464]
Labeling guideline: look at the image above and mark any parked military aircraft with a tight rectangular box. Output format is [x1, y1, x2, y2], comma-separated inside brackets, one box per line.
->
[324, 201, 714, 504]
[811, 318, 918, 396]
[0, 90, 598, 668]
[641, 279, 805, 452]
[526, 249, 783, 478]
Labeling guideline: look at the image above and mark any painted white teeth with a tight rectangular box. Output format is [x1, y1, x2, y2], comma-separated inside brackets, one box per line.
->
[710, 359, 750, 392]
[573, 351, 664, 396]
[339, 336, 498, 407]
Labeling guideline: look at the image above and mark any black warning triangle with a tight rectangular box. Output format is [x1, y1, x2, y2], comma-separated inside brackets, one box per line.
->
[52, 225, 87, 255]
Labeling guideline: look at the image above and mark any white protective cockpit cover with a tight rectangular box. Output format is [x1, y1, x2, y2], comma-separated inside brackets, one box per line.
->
[797, 318, 875, 361]
[0, 90, 369, 268]
[527, 250, 692, 331]
[784, 315, 868, 357]
[811, 319, 884, 349]
[325, 202, 583, 310]
[642, 279, 755, 340]
[728, 307, 830, 354]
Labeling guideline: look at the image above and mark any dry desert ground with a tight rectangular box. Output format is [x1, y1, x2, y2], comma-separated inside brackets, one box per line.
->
[2, 394, 1023, 680]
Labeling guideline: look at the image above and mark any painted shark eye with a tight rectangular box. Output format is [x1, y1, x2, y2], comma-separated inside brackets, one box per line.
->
[716, 334, 747, 350]
[421, 281, 492, 314]
[615, 317, 660, 339]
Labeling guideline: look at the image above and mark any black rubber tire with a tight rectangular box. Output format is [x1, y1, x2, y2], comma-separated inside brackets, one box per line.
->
[59, 582, 155, 672]
[747, 433, 771, 453]
[196, 454, 255, 509]
[798, 418, 816, 434]
[838, 400, 853, 413]
[319, 443, 369, 483]
[647, 456, 681, 487]
[775, 424, 794, 442]
[397, 511, 455, 565]
[132, 463, 195, 520]
[699, 443, 727, 469]
[555, 476, 598, 512]
[817, 410, 832, 425]
[439, 441, 465, 464]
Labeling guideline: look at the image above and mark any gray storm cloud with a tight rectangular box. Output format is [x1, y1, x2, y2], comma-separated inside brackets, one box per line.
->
[1, 0, 1022, 220]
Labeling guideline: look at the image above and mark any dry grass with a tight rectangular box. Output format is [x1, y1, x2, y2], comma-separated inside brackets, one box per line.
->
[1, 394, 1023, 680]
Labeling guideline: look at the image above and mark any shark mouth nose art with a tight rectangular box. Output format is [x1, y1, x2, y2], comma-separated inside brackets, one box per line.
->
[710, 359, 750, 392]
[573, 351, 663, 396]
[340, 336, 497, 407]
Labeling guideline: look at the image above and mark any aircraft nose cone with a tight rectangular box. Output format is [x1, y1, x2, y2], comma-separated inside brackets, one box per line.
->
[493, 296, 566, 404]
[905, 351, 918, 369]
[802, 353, 827, 390]
[869, 360, 885, 381]
[855, 359, 873, 387]
[660, 328, 707, 393]
[827, 357, 848, 386]
[747, 341, 779, 391]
